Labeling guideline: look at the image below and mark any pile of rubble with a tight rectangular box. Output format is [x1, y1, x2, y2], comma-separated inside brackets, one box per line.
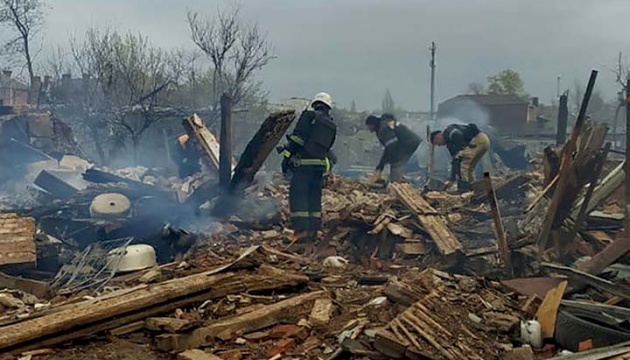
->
[4, 101, 630, 360]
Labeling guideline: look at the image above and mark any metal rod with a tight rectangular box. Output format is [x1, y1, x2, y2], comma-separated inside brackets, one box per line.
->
[483, 172, 513, 277]
[429, 41, 436, 121]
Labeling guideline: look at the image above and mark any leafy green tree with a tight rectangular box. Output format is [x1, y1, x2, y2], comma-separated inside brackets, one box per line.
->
[487, 69, 525, 97]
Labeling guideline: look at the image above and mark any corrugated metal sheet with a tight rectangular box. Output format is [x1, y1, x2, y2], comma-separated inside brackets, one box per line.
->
[0, 213, 36, 266]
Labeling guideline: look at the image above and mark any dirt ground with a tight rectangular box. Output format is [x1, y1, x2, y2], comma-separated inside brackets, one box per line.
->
[36, 339, 172, 360]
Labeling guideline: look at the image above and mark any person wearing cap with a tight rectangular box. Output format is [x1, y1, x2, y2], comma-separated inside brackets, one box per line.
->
[365, 113, 421, 182]
[172, 134, 201, 178]
[281, 92, 337, 242]
[430, 123, 490, 191]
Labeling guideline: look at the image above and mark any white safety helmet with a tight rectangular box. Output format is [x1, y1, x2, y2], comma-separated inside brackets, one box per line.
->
[311, 92, 333, 109]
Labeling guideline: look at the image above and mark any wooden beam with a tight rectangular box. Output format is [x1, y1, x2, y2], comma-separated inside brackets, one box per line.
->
[535, 281, 567, 339]
[483, 172, 513, 277]
[219, 94, 233, 189]
[556, 93, 569, 146]
[0, 271, 49, 299]
[0, 271, 308, 354]
[625, 78, 630, 232]
[576, 233, 630, 275]
[542, 262, 630, 301]
[145, 317, 196, 333]
[389, 183, 463, 261]
[565, 143, 611, 247]
[182, 114, 235, 173]
[569, 160, 624, 221]
[155, 291, 325, 352]
[537, 70, 598, 250]
[178, 349, 224, 360]
[473, 173, 529, 204]
[229, 110, 296, 193]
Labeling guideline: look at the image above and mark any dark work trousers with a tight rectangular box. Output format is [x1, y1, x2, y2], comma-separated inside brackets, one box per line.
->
[390, 147, 419, 182]
[289, 166, 324, 232]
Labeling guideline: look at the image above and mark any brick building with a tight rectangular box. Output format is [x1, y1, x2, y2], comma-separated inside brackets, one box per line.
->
[437, 94, 533, 135]
[0, 70, 29, 107]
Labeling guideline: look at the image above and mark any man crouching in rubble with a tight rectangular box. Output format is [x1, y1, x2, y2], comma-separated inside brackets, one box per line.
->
[366, 113, 421, 183]
[172, 134, 201, 178]
[430, 123, 490, 192]
[281, 92, 337, 243]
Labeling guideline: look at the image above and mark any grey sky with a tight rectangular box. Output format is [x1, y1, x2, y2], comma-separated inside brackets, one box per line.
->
[44, 0, 629, 111]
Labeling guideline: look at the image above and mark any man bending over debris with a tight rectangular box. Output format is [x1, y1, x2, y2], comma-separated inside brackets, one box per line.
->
[430, 123, 490, 192]
[366, 113, 421, 183]
[281, 92, 337, 242]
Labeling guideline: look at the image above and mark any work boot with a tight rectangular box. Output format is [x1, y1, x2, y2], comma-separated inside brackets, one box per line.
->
[285, 230, 310, 251]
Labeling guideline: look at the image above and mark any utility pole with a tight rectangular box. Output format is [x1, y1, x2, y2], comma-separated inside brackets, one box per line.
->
[429, 41, 436, 121]
[557, 75, 561, 98]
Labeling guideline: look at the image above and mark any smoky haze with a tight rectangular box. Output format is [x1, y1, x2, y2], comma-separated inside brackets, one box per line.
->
[42, 0, 630, 110]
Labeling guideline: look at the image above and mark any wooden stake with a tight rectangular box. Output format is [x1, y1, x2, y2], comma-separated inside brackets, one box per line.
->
[567, 142, 611, 244]
[625, 78, 630, 232]
[483, 172, 513, 277]
[537, 70, 598, 251]
[219, 93, 233, 190]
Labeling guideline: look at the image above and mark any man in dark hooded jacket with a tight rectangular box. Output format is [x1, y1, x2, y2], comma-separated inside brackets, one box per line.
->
[366, 113, 421, 182]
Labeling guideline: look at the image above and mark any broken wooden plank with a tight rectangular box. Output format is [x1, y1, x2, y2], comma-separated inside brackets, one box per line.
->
[395, 241, 427, 256]
[535, 280, 567, 339]
[537, 71, 601, 250]
[546, 340, 630, 359]
[309, 298, 333, 326]
[0, 271, 49, 299]
[33, 170, 80, 199]
[569, 161, 625, 222]
[178, 349, 224, 360]
[0, 270, 308, 354]
[577, 233, 630, 275]
[145, 317, 195, 333]
[155, 290, 325, 352]
[182, 113, 235, 173]
[389, 183, 463, 261]
[229, 110, 296, 192]
[542, 262, 630, 301]
[383, 279, 423, 307]
[473, 173, 529, 204]
[483, 172, 513, 277]
[219, 94, 233, 189]
[109, 321, 145, 336]
[501, 277, 564, 298]
[0, 214, 36, 267]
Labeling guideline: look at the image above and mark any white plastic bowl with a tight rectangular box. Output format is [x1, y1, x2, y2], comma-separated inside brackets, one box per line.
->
[108, 244, 157, 273]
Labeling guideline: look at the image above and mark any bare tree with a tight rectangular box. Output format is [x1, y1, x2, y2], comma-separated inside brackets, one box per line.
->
[0, 0, 45, 83]
[188, 5, 274, 122]
[614, 52, 630, 90]
[57, 28, 180, 164]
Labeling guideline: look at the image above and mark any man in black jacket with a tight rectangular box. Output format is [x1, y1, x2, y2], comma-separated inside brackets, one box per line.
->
[430, 123, 490, 191]
[366, 113, 421, 182]
[172, 134, 201, 178]
[281, 92, 337, 241]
